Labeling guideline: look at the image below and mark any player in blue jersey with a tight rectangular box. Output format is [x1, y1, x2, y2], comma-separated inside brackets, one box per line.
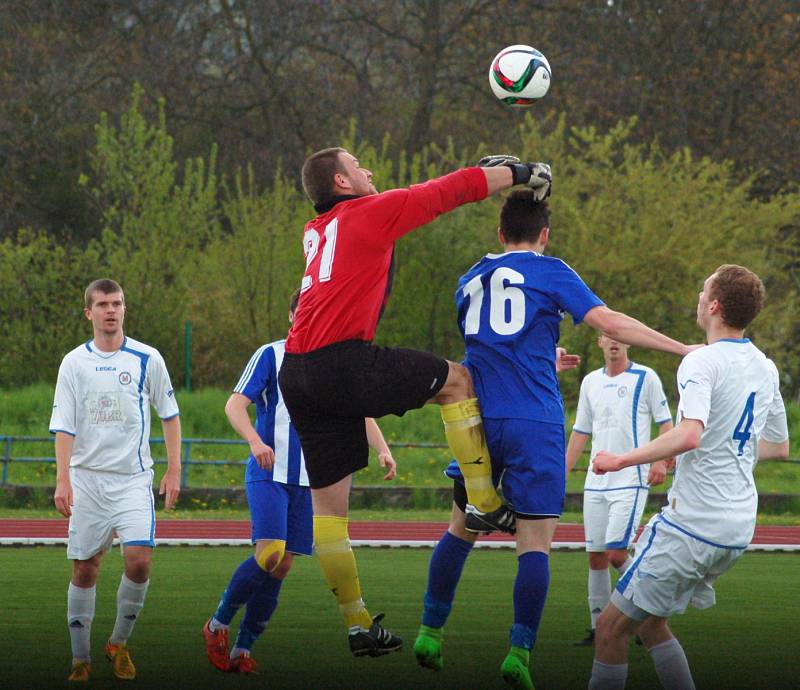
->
[202, 291, 396, 673]
[413, 183, 697, 690]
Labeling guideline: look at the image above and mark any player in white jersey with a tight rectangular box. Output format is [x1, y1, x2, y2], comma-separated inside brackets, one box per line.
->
[50, 279, 181, 682]
[202, 290, 396, 673]
[566, 336, 673, 645]
[588, 265, 789, 690]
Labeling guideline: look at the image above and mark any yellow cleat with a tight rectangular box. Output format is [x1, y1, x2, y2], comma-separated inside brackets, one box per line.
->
[67, 660, 91, 682]
[105, 640, 136, 680]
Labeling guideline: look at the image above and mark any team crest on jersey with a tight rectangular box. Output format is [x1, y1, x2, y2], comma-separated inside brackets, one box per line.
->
[617, 386, 628, 398]
[118, 371, 132, 385]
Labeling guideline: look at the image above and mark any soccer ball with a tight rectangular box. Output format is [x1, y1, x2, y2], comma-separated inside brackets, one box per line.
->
[489, 45, 551, 106]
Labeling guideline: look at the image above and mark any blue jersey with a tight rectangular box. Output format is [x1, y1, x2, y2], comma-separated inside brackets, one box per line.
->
[456, 251, 604, 423]
[233, 339, 308, 486]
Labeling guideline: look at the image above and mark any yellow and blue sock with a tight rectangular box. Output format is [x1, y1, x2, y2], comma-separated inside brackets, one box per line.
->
[213, 556, 269, 627]
[314, 515, 373, 629]
[441, 399, 500, 514]
[234, 576, 283, 653]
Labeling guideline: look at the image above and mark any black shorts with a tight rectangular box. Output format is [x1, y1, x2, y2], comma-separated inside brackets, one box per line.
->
[279, 340, 449, 489]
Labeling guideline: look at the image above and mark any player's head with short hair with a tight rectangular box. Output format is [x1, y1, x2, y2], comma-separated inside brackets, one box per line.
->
[84, 278, 124, 309]
[302, 147, 376, 208]
[499, 190, 550, 246]
[700, 264, 765, 331]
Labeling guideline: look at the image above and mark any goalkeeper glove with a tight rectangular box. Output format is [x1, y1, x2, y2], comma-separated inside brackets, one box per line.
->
[477, 156, 552, 200]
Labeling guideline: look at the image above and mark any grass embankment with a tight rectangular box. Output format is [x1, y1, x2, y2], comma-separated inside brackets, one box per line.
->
[2, 385, 799, 517]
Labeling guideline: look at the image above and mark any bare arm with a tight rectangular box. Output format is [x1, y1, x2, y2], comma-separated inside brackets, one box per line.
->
[158, 416, 182, 510]
[594, 418, 703, 474]
[482, 166, 514, 196]
[366, 418, 396, 480]
[647, 420, 674, 485]
[54, 432, 74, 518]
[758, 438, 790, 460]
[225, 393, 275, 470]
[583, 306, 694, 357]
[566, 431, 590, 473]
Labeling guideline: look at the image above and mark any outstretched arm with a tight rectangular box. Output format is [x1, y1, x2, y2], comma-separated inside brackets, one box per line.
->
[366, 418, 396, 480]
[583, 306, 696, 357]
[593, 418, 703, 474]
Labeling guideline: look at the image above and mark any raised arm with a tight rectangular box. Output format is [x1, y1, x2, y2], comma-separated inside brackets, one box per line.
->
[583, 306, 694, 357]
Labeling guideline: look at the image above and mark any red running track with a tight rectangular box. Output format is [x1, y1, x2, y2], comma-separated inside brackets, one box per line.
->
[1, 519, 799, 546]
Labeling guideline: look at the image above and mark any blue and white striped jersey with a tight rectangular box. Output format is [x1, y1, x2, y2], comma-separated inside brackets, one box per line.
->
[233, 339, 308, 486]
[49, 336, 179, 474]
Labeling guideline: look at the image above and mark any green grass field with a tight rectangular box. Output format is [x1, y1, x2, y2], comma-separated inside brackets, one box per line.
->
[2, 546, 799, 689]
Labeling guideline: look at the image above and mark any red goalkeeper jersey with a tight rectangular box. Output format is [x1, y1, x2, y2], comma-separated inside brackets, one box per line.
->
[285, 167, 488, 354]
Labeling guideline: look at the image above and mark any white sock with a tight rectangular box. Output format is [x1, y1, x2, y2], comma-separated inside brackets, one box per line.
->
[649, 638, 696, 690]
[209, 618, 229, 632]
[588, 659, 628, 689]
[588, 568, 611, 629]
[110, 575, 149, 645]
[614, 556, 633, 576]
[230, 647, 249, 660]
[67, 583, 96, 662]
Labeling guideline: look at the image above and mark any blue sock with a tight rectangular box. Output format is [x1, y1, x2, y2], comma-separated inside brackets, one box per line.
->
[213, 556, 270, 626]
[510, 551, 550, 651]
[421, 531, 474, 628]
[235, 575, 283, 651]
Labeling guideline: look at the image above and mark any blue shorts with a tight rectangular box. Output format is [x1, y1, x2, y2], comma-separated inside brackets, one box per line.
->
[246, 480, 313, 556]
[446, 418, 566, 517]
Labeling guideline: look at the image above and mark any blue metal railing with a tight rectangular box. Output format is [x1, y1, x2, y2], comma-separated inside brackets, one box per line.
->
[0, 435, 452, 487]
[1, 434, 797, 488]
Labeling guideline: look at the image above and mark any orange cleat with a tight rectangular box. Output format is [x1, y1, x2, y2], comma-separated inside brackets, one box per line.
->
[230, 654, 260, 674]
[202, 619, 230, 672]
[105, 640, 136, 680]
[67, 660, 91, 682]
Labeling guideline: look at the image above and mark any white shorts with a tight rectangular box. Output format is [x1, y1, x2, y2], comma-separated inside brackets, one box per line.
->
[583, 487, 647, 552]
[67, 467, 156, 560]
[612, 514, 745, 619]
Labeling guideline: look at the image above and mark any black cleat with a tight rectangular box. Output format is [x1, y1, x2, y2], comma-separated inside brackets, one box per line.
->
[464, 503, 516, 534]
[574, 628, 595, 646]
[348, 614, 403, 658]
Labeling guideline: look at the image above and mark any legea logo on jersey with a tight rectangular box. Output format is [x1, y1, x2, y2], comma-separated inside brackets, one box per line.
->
[118, 371, 132, 385]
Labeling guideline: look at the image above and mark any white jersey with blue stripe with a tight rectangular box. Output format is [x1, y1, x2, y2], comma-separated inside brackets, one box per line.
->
[664, 339, 788, 548]
[574, 363, 672, 491]
[233, 339, 308, 487]
[49, 337, 179, 475]
[456, 251, 604, 422]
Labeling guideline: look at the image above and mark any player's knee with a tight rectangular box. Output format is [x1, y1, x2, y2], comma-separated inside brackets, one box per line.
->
[124, 555, 151, 583]
[72, 557, 101, 587]
[608, 551, 629, 570]
[255, 540, 287, 574]
[588, 551, 609, 569]
[271, 551, 294, 580]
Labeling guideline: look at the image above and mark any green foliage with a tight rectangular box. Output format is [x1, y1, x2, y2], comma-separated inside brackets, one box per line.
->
[1, 86, 798, 401]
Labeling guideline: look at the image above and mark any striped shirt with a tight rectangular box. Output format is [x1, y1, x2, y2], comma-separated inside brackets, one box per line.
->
[233, 339, 308, 486]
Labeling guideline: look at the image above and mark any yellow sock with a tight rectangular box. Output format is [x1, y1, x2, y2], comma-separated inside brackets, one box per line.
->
[441, 398, 501, 513]
[314, 515, 373, 629]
